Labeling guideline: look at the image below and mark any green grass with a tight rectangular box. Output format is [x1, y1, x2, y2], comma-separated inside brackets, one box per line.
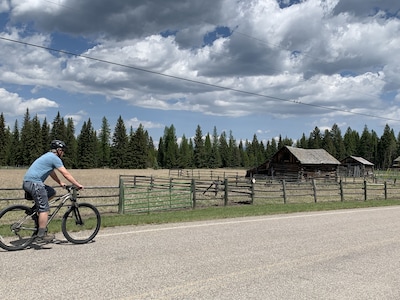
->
[99, 199, 400, 229]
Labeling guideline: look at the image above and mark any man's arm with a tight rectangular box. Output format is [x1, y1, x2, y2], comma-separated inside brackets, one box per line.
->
[49, 170, 64, 186]
[56, 166, 84, 189]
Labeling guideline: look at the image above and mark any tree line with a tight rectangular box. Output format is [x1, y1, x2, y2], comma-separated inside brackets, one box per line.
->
[0, 110, 399, 170]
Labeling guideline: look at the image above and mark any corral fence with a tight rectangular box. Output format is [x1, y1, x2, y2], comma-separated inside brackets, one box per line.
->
[2, 170, 400, 215]
[118, 175, 252, 214]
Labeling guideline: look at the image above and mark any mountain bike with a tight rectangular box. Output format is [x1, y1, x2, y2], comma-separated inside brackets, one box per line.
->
[0, 185, 101, 251]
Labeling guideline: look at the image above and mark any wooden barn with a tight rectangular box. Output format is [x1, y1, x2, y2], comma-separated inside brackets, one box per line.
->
[392, 156, 400, 169]
[340, 156, 374, 177]
[245, 160, 270, 177]
[247, 146, 341, 181]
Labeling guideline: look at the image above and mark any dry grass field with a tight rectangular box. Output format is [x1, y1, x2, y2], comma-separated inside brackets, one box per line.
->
[0, 168, 246, 188]
[0, 168, 176, 188]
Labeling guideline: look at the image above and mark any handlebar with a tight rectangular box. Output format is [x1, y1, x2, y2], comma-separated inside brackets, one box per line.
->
[64, 185, 82, 192]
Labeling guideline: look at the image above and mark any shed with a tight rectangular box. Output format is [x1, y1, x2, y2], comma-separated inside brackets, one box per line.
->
[392, 156, 400, 169]
[340, 156, 374, 177]
[247, 146, 341, 181]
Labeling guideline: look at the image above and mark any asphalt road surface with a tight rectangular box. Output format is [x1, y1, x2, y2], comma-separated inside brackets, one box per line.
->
[2, 206, 400, 299]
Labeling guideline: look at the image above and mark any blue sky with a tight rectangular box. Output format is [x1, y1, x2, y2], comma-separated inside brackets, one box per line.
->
[0, 0, 400, 147]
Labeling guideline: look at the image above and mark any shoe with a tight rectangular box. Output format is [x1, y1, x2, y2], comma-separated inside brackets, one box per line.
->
[35, 233, 55, 243]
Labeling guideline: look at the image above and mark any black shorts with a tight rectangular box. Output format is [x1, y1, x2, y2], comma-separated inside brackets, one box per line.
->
[22, 181, 56, 212]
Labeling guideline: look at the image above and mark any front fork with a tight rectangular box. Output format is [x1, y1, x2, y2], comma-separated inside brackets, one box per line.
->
[71, 204, 83, 225]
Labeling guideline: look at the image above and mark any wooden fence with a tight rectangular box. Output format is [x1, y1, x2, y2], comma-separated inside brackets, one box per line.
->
[2, 175, 400, 215]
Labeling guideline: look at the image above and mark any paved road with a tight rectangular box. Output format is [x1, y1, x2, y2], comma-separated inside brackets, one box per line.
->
[2, 206, 400, 299]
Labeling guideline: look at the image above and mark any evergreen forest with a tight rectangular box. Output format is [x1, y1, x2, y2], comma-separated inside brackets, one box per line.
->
[0, 109, 399, 170]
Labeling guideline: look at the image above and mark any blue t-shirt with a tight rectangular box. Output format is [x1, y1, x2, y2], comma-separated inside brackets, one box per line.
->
[23, 152, 64, 182]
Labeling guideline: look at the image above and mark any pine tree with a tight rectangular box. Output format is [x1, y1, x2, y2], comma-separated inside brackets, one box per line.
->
[228, 131, 239, 167]
[322, 129, 335, 156]
[132, 124, 148, 169]
[65, 118, 77, 168]
[157, 137, 165, 168]
[239, 140, 249, 167]
[358, 125, 373, 162]
[98, 117, 111, 168]
[210, 126, 221, 168]
[193, 125, 205, 168]
[161, 125, 179, 168]
[219, 131, 229, 167]
[331, 124, 346, 160]
[110, 116, 129, 168]
[0, 113, 7, 165]
[51, 111, 67, 142]
[41, 118, 51, 154]
[265, 139, 277, 160]
[297, 133, 308, 148]
[309, 126, 322, 149]
[204, 133, 212, 168]
[20, 109, 33, 165]
[147, 135, 157, 169]
[77, 119, 97, 168]
[31, 115, 43, 160]
[379, 124, 397, 169]
[343, 127, 359, 157]
[8, 121, 21, 166]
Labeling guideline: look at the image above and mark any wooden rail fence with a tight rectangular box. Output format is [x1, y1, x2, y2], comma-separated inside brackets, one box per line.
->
[2, 176, 400, 214]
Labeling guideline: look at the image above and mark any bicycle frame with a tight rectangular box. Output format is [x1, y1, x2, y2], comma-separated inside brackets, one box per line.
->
[46, 186, 78, 226]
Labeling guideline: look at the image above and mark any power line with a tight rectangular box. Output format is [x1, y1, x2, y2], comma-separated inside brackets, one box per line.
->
[0, 36, 398, 123]
[28, 0, 393, 108]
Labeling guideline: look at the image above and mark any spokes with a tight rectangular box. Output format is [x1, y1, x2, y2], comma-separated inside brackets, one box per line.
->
[0, 205, 37, 251]
[61, 203, 101, 244]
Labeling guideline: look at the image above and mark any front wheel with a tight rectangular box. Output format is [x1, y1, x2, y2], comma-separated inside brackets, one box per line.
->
[0, 205, 37, 251]
[61, 203, 101, 244]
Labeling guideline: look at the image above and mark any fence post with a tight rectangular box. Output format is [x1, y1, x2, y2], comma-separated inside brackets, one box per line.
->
[312, 178, 317, 203]
[169, 178, 173, 208]
[224, 178, 228, 206]
[384, 181, 387, 200]
[282, 180, 287, 204]
[363, 180, 367, 201]
[118, 176, 125, 214]
[339, 179, 344, 202]
[192, 179, 196, 209]
[250, 178, 255, 204]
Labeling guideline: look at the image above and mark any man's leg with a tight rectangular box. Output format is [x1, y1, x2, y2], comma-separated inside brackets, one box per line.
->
[38, 212, 49, 230]
[35, 184, 54, 241]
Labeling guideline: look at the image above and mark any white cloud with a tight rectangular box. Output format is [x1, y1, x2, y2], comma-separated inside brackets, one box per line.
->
[126, 117, 164, 130]
[0, 88, 58, 116]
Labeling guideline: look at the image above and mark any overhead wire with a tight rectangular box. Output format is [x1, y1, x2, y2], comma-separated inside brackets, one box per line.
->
[0, 0, 399, 123]
[0, 35, 398, 123]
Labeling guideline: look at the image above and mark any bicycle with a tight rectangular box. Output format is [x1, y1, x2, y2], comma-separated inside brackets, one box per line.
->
[0, 185, 101, 251]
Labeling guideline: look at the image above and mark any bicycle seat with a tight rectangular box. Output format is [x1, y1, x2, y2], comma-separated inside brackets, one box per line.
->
[24, 191, 34, 201]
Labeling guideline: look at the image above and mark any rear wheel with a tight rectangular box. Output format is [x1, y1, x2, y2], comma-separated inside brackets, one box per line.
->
[61, 203, 101, 244]
[0, 205, 37, 251]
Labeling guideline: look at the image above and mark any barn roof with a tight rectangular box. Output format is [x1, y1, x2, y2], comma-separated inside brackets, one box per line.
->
[285, 146, 341, 165]
[344, 156, 374, 166]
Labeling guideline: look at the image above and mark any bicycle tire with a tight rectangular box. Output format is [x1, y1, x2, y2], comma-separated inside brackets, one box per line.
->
[0, 204, 37, 251]
[61, 203, 101, 244]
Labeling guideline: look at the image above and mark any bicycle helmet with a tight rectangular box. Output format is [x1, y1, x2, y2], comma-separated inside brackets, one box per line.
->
[51, 139, 67, 150]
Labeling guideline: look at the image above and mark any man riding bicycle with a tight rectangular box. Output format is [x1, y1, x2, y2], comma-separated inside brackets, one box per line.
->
[22, 140, 84, 242]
